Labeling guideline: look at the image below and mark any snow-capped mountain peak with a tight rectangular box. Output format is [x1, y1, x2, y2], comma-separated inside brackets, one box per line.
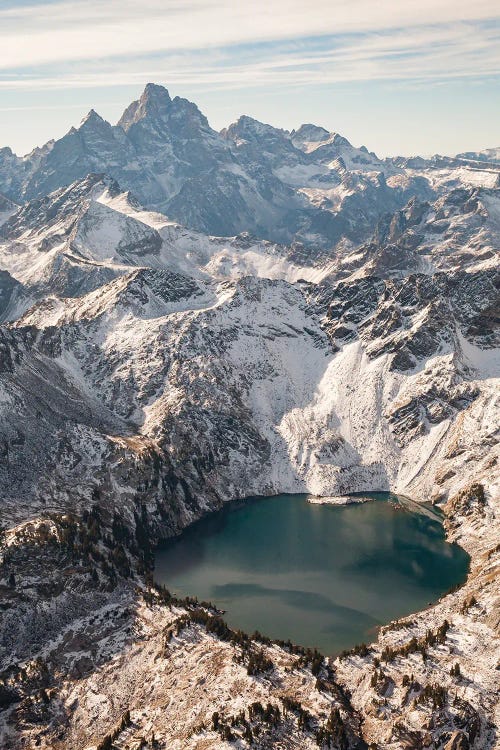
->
[0, 84, 499, 750]
[291, 124, 351, 153]
[117, 82, 173, 130]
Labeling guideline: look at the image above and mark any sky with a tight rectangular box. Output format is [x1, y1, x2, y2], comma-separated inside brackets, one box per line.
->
[0, 0, 499, 157]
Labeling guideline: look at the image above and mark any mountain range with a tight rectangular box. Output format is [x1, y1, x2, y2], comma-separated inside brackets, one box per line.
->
[2, 83, 498, 251]
[0, 84, 498, 750]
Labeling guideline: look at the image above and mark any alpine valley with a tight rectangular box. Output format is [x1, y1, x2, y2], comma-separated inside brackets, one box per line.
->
[0, 84, 498, 750]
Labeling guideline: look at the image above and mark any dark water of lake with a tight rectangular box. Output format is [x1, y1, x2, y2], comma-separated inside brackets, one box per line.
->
[154, 493, 469, 655]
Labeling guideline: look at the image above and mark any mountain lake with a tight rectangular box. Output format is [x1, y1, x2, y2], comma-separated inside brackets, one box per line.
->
[154, 492, 470, 655]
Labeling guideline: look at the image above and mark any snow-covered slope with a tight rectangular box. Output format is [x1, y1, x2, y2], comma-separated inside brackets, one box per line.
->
[327, 187, 500, 282]
[0, 88, 499, 750]
[0, 175, 332, 324]
[0, 246, 497, 748]
[4, 83, 497, 252]
[455, 146, 500, 165]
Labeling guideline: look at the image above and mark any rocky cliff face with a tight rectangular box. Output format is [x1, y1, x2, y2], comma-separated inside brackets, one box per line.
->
[3, 83, 490, 251]
[0, 91, 498, 750]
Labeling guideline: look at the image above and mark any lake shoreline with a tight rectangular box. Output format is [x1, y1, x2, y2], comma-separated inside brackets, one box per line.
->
[154, 492, 469, 655]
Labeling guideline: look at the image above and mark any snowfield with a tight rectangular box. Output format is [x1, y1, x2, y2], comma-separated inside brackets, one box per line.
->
[0, 85, 498, 749]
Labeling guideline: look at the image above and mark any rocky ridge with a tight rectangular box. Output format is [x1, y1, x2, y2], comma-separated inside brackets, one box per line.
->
[2, 85, 498, 251]
[0, 90, 498, 749]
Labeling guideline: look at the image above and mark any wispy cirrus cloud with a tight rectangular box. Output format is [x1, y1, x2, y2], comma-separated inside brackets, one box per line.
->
[0, 0, 498, 91]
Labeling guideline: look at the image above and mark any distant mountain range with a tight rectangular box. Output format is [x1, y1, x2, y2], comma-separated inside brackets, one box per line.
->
[1, 83, 498, 250]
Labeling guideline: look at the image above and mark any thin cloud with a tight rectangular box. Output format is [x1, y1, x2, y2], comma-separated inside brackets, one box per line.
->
[0, 0, 498, 72]
[0, 21, 498, 92]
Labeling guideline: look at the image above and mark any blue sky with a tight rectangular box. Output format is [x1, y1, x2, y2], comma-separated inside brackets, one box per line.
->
[0, 0, 499, 156]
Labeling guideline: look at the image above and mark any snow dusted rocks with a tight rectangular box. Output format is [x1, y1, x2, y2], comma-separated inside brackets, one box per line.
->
[3, 84, 497, 252]
[307, 495, 372, 505]
[0, 88, 498, 749]
[0, 193, 17, 228]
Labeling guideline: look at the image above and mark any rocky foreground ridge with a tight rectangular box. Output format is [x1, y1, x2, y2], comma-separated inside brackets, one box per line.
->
[0, 87, 498, 749]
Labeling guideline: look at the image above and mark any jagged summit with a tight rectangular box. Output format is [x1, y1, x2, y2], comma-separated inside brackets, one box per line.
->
[117, 82, 173, 130]
[222, 114, 289, 140]
[117, 82, 211, 136]
[80, 108, 107, 127]
[291, 125, 352, 153]
[0, 82, 499, 750]
[144, 81, 172, 100]
[68, 109, 112, 138]
[0, 173, 120, 247]
[291, 123, 330, 142]
[0, 83, 498, 248]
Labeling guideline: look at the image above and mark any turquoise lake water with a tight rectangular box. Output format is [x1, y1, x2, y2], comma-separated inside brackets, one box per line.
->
[154, 493, 469, 655]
